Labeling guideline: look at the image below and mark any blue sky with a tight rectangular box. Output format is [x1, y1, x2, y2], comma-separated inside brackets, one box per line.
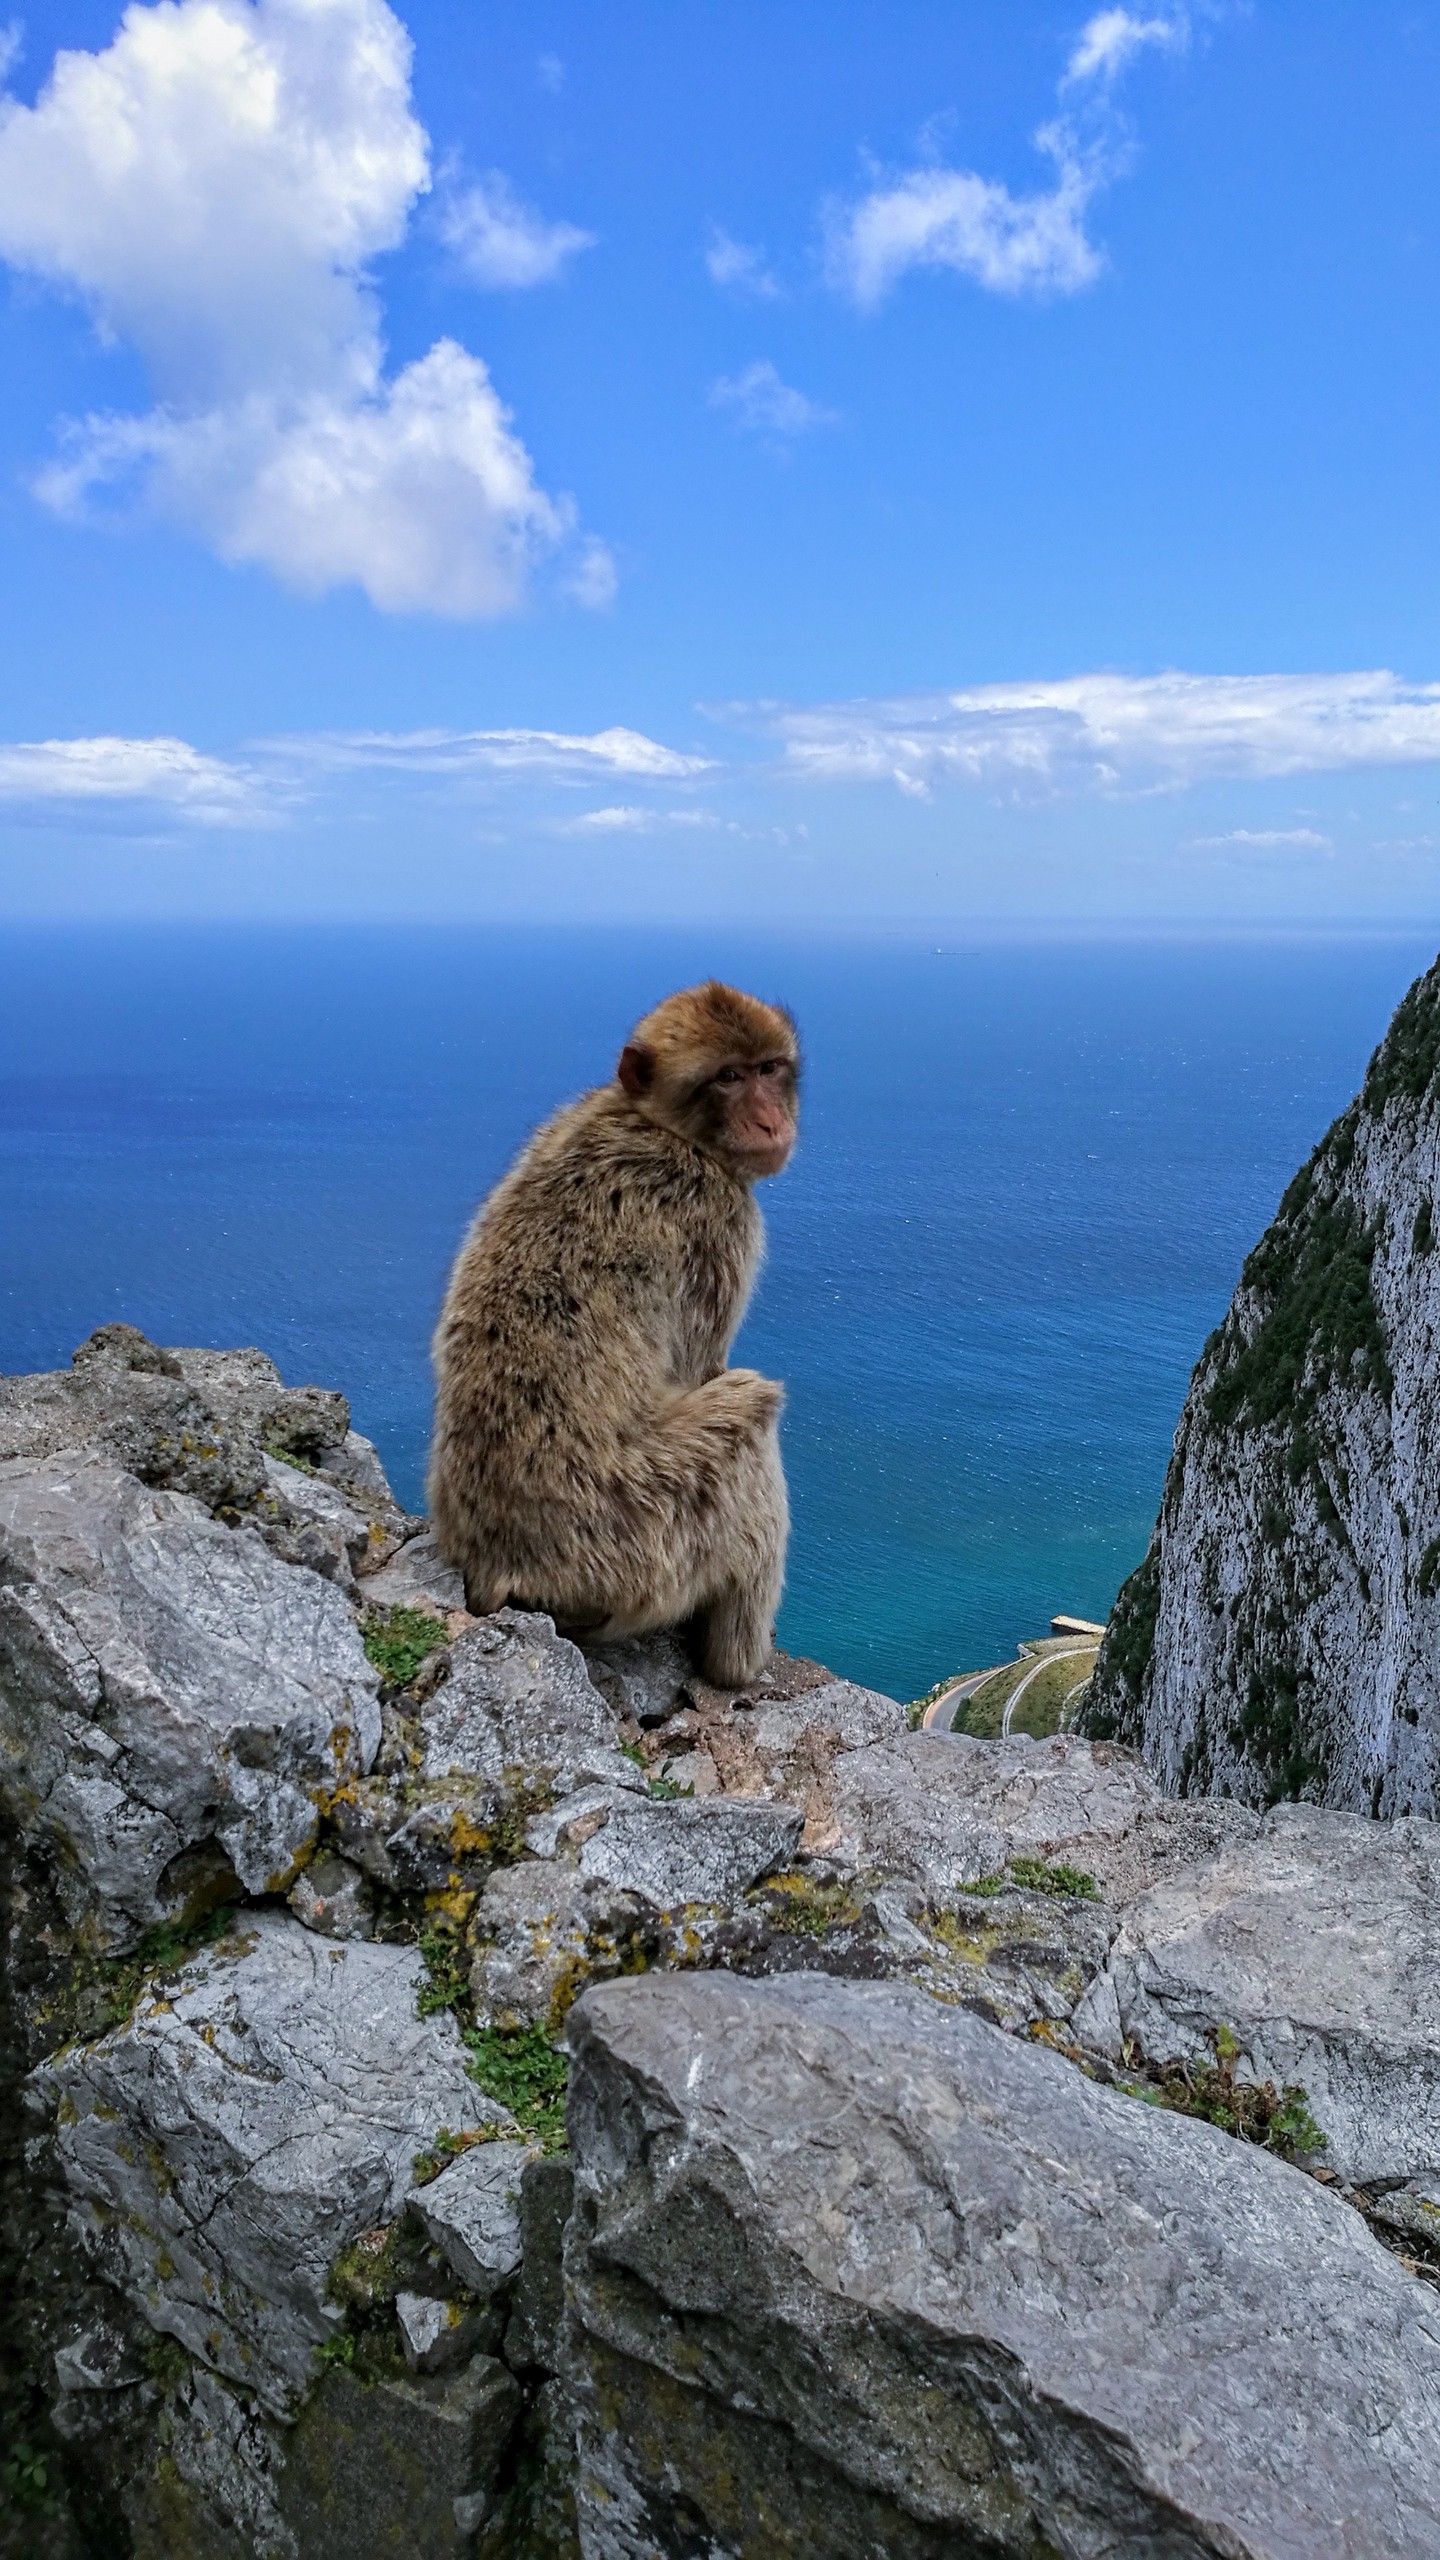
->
[4, 0, 1440, 922]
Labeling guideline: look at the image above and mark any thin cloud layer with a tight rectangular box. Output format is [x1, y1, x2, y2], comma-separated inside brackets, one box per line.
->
[440, 171, 594, 289]
[0, 736, 260, 824]
[277, 725, 711, 779]
[705, 228, 781, 299]
[752, 672, 1440, 796]
[0, 0, 608, 616]
[825, 6, 1185, 308]
[709, 361, 836, 439]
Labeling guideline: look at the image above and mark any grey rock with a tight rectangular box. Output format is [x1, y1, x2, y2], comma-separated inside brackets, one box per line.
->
[278, 2357, 521, 2559]
[168, 1342, 349, 1464]
[565, 1969, 1440, 2560]
[163, 2364, 297, 2560]
[1085, 954, 1440, 1819]
[53, 2320, 142, 2396]
[750, 1677, 906, 1759]
[396, 2288, 490, 2375]
[362, 1530, 467, 1614]
[832, 1729, 1257, 1903]
[469, 1859, 653, 2030]
[287, 1849, 374, 1939]
[320, 1427, 399, 1507]
[522, 1779, 645, 1859]
[1072, 1801, 1440, 2181]
[34, 1911, 514, 2412]
[0, 1325, 265, 1508]
[1373, 2177, 1440, 2243]
[582, 1629, 693, 1726]
[0, 1455, 381, 1940]
[578, 1794, 802, 1907]
[504, 2157, 575, 2375]
[419, 1608, 636, 1796]
[412, 2140, 535, 2297]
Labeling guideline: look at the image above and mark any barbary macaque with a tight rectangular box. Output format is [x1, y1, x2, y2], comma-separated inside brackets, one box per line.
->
[429, 981, 799, 1684]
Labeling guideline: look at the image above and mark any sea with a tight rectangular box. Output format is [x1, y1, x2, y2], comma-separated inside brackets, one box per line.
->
[1, 925, 1433, 1703]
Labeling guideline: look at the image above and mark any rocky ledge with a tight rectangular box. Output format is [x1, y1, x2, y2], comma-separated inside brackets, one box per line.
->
[5, 1328, 1440, 2556]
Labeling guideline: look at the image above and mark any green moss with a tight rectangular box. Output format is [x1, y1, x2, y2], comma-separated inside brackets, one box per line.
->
[1237, 1659, 1325, 1806]
[264, 1440, 316, 1474]
[52, 1900, 240, 2048]
[415, 1925, 468, 2018]
[1361, 955, 1440, 1111]
[361, 1605, 448, 1689]
[1006, 1855, 1099, 1900]
[315, 2332, 357, 2371]
[464, 2023, 568, 2154]
[1208, 1194, 1392, 1441]
[1079, 1541, 1160, 1742]
[759, 1873, 863, 1937]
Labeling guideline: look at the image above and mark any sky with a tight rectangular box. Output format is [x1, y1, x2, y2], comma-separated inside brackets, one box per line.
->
[4, 0, 1440, 924]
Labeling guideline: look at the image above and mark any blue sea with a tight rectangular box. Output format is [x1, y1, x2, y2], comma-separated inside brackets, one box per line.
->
[1, 926, 1433, 1701]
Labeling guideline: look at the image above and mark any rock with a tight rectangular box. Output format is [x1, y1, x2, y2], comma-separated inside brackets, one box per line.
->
[504, 2157, 575, 2376]
[32, 1912, 515, 2413]
[278, 2357, 521, 2559]
[1373, 2177, 1440, 2244]
[832, 1728, 1257, 1903]
[395, 2288, 490, 2376]
[287, 1849, 374, 1939]
[418, 1609, 636, 1796]
[320, 1428, 399, 1506]
[578, 1794, 803, 1907]
[521, 1779, 644, 1859]
[1072, 1801, 1440, 2181]
[1084, 951, 1440, 1818]
[411, 2140, 534, 2297]
[468, 1860, 652, 2030]
[361, 1529, 467, 1613]
[658, 1747, 719, 1795]
[565, 1969, 1440, 2560]
[158, 2363, 295, 2560]
[167, 1343, 350, 1465]
[0, 1454, 381, 1942]
[0, 1325, 265, 1508]
[581, 1628, 694, 1726]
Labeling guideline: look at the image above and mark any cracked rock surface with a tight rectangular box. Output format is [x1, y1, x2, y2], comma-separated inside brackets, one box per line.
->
[564, 1969, 1440, 2560]
[32, 1912, 513, 2414]
[8, 1326, 1440, 2559]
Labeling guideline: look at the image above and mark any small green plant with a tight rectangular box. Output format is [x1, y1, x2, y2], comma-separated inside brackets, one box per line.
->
[415, 1926, 468, 2018]
[314, 2331, 357, 2371]
[361, 1605, 448, 1688]
[1125, 2023, 1326, 2161]
[646, 1774, 693, 1801]
[264, 1440, 317, 1474]
[963, 1857, 1098, 1902]
[411, 2121, 508, 2185]
[2, 2440, 55, 2516]
[620, 1741, 646, 1768]
[464, 2022, 569, 2153]
[762, 1873, 861, 1937]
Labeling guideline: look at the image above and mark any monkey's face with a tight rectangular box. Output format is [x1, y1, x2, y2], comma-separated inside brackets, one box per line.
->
[619, 1043, 799, 1180]
[698, 1055, 798, 1179]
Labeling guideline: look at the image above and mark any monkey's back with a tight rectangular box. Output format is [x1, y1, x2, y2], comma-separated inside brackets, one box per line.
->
[429, 1087, 761, 1599]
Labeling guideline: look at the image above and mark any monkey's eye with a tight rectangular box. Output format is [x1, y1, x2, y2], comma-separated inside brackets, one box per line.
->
[713, 1066, 744, 1085]
[756, 1060, 781, 1077]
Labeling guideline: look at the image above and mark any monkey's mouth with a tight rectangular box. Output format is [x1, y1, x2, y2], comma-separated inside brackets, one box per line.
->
[734, 1131, 795, 1177]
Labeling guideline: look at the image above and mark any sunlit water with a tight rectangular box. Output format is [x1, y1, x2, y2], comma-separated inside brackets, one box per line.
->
[1, 925, 1431, 1700]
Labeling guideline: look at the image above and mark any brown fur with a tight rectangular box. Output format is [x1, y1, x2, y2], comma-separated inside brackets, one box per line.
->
[429, 982, 799, 1683]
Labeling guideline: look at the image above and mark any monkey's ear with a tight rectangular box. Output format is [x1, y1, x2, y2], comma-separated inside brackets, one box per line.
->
[617, 1042, 655, 1097]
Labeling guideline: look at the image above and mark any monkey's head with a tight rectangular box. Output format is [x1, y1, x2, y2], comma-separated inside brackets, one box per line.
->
[617, 981, 799, 1180]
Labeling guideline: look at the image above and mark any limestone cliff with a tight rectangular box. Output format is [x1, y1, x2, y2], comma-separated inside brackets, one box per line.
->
[1083, 949, 1440, 1815]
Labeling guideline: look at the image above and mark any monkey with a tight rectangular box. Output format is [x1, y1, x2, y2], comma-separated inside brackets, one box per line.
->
[428, 980, 799, 1686]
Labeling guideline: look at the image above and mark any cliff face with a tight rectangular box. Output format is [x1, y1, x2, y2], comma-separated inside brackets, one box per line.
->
[1084, 951, 1440, 1815]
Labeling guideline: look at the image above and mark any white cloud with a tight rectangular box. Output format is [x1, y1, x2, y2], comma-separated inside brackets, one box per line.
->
[279, 724, 711, 780]
[0, 0, 607, 615]
[748, 672, 1440, 796]
[1064, 8, 1187, 86]
[705, 227, 780, 298]
[709, 360, 836, 439]
[1195, 827, 1332, 850]
[0, 735, 260, 824]
[554, 805, 718, 836]
[825, 4, 1185, 308]
[440, 170, 594, 289]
